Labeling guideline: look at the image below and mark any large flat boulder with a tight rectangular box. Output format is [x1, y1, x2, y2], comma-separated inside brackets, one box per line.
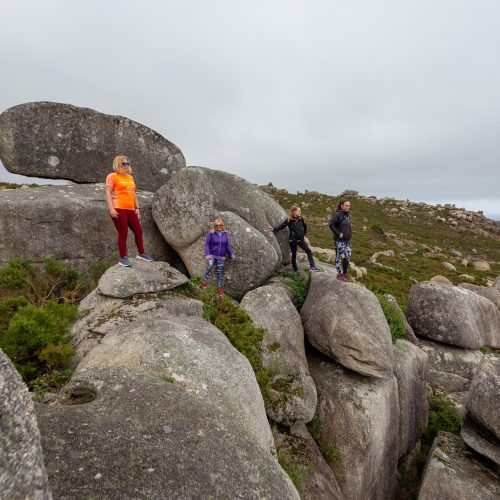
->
[392, 340, 428, 459]
[0, 102, 185, 190]
[419, 339, 483, 392]
[0, 349, 51, 499]
[308, 351, 399, 500]
[274, 425, 344, 500]
[461, 354, 500, 466]
[301, 273, 393, 378]
[76, 314, 274, 453]
[72, 289, 203, 361]
[152, 166, 290, 299]
[36, 367, 299, 500]
[240, 285, 317, 424]
[0, 184, 176, 269]
[407, 281, 500, 348]
[418, 432, 499, 500]
[97, 260, 187, 298]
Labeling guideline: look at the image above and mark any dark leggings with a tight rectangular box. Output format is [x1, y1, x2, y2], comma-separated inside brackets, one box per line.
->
[111, 208, 145, 257]
[290, 240, 316, 271]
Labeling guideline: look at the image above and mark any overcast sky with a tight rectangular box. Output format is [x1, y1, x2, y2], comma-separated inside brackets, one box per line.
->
[1, 0, 499, 218]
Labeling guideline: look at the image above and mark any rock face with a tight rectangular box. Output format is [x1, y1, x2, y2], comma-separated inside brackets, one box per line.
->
[383, 294, 419, 344]
[392, 340, 428, 459]
[72, 289, 204, 362]
[0, 349, 52, 499]
[97, 260, 187, 298]
[240, 285, 317, 424]
[418, 432, 499, 500]
[36, 367, 299, 500]
[308, 351, 399, 500]
[407, 282, 500, 348]
[302, 273, 393, 378]
[461, 355, 500, 466]
[152, 166, 290, 299]
[274, 425, 344, 500]
[0, 102, 185, 191]
[0, 184, 176, 269]
[419, 339, 483, 392]
[76, 314, 274, 452]
[458, 283, 500, 308]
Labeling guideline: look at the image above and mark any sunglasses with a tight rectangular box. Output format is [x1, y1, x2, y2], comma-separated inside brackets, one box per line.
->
[215, 224, 223, 227]
[122, 162, 130, 166]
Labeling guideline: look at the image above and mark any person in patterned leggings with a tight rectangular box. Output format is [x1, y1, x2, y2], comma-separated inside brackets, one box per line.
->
[329, 200, 352, 281]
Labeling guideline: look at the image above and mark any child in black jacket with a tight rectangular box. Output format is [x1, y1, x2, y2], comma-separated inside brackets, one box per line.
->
[270, 206, 318, 273]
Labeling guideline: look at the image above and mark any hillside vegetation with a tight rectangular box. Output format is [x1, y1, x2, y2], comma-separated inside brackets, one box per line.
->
[262, 185, 500, 309]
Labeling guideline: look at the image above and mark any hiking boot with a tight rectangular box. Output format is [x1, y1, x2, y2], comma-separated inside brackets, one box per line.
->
[137, 252, 154, 262]
[119, 256, 132, 267]
[217, 288, 224, 297]
[336, 274, 346, 281]
[201, 280, 208, 289]
[343, 275, 352, 282]
[310, 267, 319, 272]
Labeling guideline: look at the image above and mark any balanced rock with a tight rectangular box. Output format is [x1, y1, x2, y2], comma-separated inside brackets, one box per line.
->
[36, 367, 299, 500]
[0, 102, 185, 191]
[97, 260, 187, 298]
[0, 184, 175, 269]
[76, 314, 274, 452]
[418, 432, 499, 500]
[407, 282, 500, 348]
[458, 283, 500, 308]
[0, 349, 51, 499]
[392, 340, 429, 459]
[152, 166, 290, 299]
[72, 289, 203, 361]
[419, 339, 483, 393]
[308, 351, 399, 500]
[240, 285, 317, 424]
[461, 355, 500, 466]
[301, 273, 393, 378]
[274, 425, 344, 500]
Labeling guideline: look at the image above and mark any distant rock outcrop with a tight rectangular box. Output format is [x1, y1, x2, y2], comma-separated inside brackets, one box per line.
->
[152, 166, 290, 299]
[0, 184, 176, 269]
[302, 273, 393, 378]
[0, 102, 186, 191]
[0, 349, 52, 499]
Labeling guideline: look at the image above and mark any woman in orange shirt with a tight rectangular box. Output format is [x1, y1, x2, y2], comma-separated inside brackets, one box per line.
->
[105, 155, 154, 267]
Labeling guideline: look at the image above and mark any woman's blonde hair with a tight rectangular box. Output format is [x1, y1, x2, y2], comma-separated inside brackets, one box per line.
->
[288, 205, 300, 220]
[210, 217, 225, 232]
[112, 155, 132, 175]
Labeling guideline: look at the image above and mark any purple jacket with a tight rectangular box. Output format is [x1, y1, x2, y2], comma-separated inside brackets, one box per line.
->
[205, 230, 235, 258]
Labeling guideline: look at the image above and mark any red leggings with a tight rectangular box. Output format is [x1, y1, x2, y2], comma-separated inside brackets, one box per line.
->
[111, 209, 145, 257]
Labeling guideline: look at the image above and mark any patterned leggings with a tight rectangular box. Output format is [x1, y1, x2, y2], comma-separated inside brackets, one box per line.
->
[335, 241, 352, 275]
[204, 256, 225, 287]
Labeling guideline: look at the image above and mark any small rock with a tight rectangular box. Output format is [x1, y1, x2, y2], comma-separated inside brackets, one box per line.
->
[472, 260, 490, 272]
[442, 262, 456, 272]
[430, 275, 453, 286]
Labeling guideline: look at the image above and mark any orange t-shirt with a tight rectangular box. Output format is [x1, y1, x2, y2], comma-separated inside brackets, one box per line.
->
[105, 173, 136, 210]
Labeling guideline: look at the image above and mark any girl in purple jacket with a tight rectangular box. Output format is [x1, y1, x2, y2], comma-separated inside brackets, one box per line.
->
[202, 217, 236, 297]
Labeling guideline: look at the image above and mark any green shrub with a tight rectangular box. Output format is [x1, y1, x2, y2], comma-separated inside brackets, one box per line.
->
[0, 300, 77, 382]
[0, 257, 35, 292]
[280, 272, 308, 307]
[178, 278, 275, 405]
[377, 294, 406, 343]
[421, 395, 461, 448]
[29, 368, 75, 401]
[276, 448, 308, 492]
[0, 296, 30, 332]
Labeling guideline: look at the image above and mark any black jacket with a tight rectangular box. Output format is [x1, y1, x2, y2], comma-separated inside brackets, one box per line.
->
[273, 217, 307, 242]
[329, 211, 352, 242]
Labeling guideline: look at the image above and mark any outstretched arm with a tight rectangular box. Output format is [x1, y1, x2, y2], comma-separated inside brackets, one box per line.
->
[271, 219, 288, 232]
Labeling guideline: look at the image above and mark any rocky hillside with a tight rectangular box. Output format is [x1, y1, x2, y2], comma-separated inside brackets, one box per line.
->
[1, 102, 499, 500]
[261, 185, 500, 308]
